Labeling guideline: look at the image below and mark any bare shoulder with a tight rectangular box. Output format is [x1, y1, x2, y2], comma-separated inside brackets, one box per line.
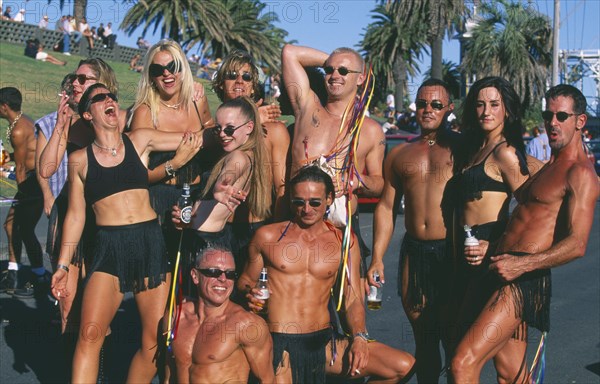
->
[67, 146, 89, 175]
[263, 121, 288, 139]
[253, 221, 289, 244]
[360, 117, 385, 144]
[130, 104, 153, 130]
[225, 149, 252, 166]
[567, 159, 600, 192]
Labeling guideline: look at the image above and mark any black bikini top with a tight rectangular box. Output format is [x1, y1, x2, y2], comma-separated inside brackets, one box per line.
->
[459, 141, 511, 201]
[85, 134, 148, 205]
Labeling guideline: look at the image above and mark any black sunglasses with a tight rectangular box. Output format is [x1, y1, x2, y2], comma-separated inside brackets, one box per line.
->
[90, 92, 118, 105]
[214, 120, 250, 137]
[195, 268, 237, 280]
[415, 99, 447, 111]
[541, 110, 578, 123]
[69, 74, 98, 85]
[323, 66, 362, 76]
[291, 198, 323, 207]
[149, 60, 180, 77]
[225, 71, 253, 82]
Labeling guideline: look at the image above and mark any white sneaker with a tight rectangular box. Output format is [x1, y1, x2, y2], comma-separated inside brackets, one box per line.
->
[63, 52, 71, 56]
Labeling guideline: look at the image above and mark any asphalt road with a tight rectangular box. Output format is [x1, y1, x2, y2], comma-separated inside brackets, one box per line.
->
[0, 200, 599, 383]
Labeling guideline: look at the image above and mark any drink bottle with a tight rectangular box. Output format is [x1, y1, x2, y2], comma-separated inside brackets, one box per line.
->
[367, 272, 383, 310]
[464, 224, 480, 247]
[253, 268, 270, 314]
[178, 183, 193, 224]
[0, 140, 8, 166]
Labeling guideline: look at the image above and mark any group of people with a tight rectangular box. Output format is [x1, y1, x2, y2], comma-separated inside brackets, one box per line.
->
[0, 36, 598, 384]
[2, 6, 26, 22]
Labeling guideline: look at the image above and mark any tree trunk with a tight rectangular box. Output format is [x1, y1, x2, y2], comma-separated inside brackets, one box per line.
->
[430, 34, 443, 79]
[74, 0, 87, 22]
[392, 54, 407, 112]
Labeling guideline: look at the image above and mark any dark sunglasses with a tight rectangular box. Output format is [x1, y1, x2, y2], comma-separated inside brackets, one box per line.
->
[214, 120, 250, 137]
[149, 60, 180, 77]
[195, 268, 237, 280]
[291, 198, 323, 207]
[323, 66, 362, 76]
[90, 92, 118, 105]
[415, 99, 447, 111]
[69, 74, 98, 85]
[225, 71, 253, 82]
[541, 110, 578, 123]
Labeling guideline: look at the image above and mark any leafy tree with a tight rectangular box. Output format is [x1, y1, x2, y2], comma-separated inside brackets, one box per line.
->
[425, 60, 461, 100]
[360, 2, 427, 111]
[461, 0, 552, 109]
[47, 0, 87, 25]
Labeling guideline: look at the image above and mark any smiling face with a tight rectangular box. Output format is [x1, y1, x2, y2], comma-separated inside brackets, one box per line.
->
[83, 87, 119, 128]
[150, 50, 181, 99]
[323, 52, 364, 100]
[192, 249, 235, 307]
[72, 64, 98, 104]
[415, 85, 452, 132]
[222, 63, 254, 101]
[291, 181, 332, 227]
[476, 86, 506, 135]
[215, 106, 254, 152]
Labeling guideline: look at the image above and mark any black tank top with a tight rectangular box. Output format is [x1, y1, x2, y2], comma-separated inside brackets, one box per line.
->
[85, 134, 148, 205]
[459, 141, 511, 201]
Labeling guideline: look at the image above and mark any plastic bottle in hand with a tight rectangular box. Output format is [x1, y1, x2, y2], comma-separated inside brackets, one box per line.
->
[178, 183, 193, 224]
[367, 272, 383, 310]
[464, 225, 480, 247]
[253, 268, 270, 314]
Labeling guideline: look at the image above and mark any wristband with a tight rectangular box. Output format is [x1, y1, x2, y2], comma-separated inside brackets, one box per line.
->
[165, 160, 177, 177]
[57, 263, 70, 273]
[353, 332, 374, 342]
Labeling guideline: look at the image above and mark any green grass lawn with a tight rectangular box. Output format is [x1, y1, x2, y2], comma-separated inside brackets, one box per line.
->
[0, 41, 223, 199]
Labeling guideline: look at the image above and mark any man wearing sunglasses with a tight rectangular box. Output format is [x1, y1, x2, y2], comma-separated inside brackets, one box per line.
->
[239, 166, 414, 383]
[367, 78, 456, 382]
[163, 244, 274, 383]
[451, 84, 599, 381]
[282, 44, 385, 265]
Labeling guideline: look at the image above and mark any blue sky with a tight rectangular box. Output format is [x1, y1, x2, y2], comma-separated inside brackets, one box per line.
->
[4, 0, 598, 102]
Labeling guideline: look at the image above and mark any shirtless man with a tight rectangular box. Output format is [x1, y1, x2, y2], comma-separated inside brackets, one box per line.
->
[281, 44, 385, 261]
[238, 166, 414, 383]
[0, 87, 46, 298]
[451, 84, 600, 381]
[164, 245, 274, 383]
[367, 79, 455, 383]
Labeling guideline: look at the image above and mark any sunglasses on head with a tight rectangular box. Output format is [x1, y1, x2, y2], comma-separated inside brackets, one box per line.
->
[415, 99, 447, 111]
[149, 60, 180, 77]
[541, 110, 578, 123]
[214, 120, 250, 137]
[70, 74, 98, 85]
[323, 66, 362, 76]
[225, 71, 253, 82]
[291, 198, 323, 207]
[195, 268, 237, 280]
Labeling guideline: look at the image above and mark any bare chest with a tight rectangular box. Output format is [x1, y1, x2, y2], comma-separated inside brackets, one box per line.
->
[395, 145, 453, 186]
[190, 320, 243, 364]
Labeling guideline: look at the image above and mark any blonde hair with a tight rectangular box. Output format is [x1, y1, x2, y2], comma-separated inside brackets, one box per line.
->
[131, 39, 194, 128]
[212, 50, 260, 102]
[77, 58, 119, 96]
[203, 96, 272, 220]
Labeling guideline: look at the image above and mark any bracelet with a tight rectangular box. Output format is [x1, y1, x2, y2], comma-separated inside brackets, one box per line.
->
[165, 160, 177, 178]
[57, 264, 70, 273]
[353, 332, 374, 342]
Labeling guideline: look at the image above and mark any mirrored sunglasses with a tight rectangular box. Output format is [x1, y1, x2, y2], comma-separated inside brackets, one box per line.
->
[415, 99, 446, 111]
[225, 71, 253, 82]
[291, 198, 323, 207]
[195, 268, 237, 280]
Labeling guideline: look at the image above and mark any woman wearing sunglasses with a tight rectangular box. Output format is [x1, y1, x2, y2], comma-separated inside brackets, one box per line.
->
[129, 39, 213, 265]
[173, 96, 272, 284]
[447, 77, 541, 382]
[51, 83, 203, 383]
[37, 59, 124, 355]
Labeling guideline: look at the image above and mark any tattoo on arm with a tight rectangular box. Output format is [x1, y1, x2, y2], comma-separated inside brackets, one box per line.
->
[311, 111, 320, 128]
[379, 140, 386, 146]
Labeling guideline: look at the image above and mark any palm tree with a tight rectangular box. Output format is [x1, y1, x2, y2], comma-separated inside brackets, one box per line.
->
[47, 0, 87, 25]
[425, 60, 461, 100]
[461, 0, 552, 109]
[360, 2, 427, 111]
[186, 0, 289, 69]
[398, 0, 465, 80]
[120, 0, 231, 45]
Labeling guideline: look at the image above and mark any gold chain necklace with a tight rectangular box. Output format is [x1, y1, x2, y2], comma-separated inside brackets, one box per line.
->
[160, 100, 182, 109]
[6, 111, 23, 141]
[93, 136, 123, 157]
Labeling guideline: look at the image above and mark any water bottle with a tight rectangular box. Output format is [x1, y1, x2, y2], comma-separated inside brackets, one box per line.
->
[367, 272, 383, 310]
[253, 268, 270, 314]
[0, 140, 8, 166]
[463, 225, 480, 247]
[178, 183, 193, 224]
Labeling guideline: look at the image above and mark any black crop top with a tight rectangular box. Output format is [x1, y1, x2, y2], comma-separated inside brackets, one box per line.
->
[85, 134, 148, 205]
[459, 141, 511, 201]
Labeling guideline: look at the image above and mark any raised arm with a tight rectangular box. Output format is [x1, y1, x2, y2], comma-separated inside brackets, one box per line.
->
[281, 44, 327, 116]
[35, 129, 56, 216]
[51, 150, 87, 299]
[265, 122, 290, 220]
[355, 118, 385, 197]
[240, 315, 275, 383]
[39, 96, 72, 178]
[367, 146, 404, 285]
